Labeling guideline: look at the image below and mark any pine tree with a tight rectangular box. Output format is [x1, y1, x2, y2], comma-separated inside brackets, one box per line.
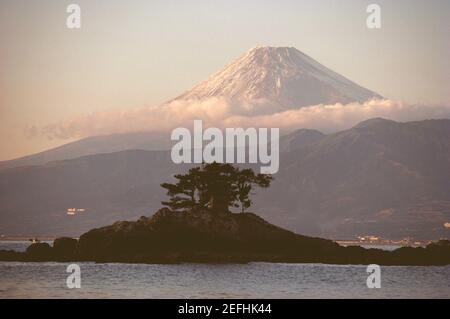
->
[161, 163, 273, 213]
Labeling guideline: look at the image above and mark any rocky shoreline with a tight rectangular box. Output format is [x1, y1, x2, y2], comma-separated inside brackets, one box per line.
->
[1, 208, 449, 266]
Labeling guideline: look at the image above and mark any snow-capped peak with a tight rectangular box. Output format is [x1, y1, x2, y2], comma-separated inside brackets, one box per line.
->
[172, 46, 381, 112]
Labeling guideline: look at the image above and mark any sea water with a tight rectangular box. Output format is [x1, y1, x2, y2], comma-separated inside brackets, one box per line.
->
[0, 241, 449, 299]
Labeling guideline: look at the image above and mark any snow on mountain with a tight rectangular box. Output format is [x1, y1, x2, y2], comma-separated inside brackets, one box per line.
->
[173, 46, 381, 113]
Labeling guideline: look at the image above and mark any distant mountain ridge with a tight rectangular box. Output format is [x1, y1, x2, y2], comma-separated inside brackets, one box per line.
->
[1, 118, 449, 240]
[259, 118, 450, 239]
[0, 131, 171, 170]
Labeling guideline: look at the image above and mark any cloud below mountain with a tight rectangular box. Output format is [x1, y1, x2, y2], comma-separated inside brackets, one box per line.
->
[224, 99, 450, 133]
[31, 98, 450, 140]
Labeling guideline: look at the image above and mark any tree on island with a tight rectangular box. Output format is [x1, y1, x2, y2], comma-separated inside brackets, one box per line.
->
[161, 162, 273, 213]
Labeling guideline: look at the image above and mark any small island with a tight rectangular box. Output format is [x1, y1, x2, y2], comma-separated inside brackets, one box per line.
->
[1, 163, 449, 265]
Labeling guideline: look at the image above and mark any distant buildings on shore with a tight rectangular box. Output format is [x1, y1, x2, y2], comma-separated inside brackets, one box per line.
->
[66, 208, 86, 215]
[337, 235, 435, 247]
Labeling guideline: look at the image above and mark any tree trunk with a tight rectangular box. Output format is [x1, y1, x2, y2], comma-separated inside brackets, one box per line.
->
[208, 195, 228, 213]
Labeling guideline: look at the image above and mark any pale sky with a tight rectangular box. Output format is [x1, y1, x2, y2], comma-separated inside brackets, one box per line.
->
[1, 0, 449, 160]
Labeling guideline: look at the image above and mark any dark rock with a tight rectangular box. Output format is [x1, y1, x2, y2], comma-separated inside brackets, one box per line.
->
[53, 237, 78, 259]
[26, 242, 53, 260]
[76, 208, 450, 265]
[0, 250, 26, 261]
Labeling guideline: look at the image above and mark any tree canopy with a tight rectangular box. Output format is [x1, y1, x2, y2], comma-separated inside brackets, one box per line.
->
[161, 163, 273, 213]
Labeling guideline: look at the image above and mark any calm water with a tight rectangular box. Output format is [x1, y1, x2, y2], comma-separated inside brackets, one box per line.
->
[0, 241, 449, 299]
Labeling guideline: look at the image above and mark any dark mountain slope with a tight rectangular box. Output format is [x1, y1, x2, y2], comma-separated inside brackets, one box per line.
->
[1, 119, 449, 239]
[255, 118, 450, 238]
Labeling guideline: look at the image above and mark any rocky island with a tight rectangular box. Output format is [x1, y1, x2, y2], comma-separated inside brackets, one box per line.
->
[0, 207, 449, 265]
[1, 163, 449, 265]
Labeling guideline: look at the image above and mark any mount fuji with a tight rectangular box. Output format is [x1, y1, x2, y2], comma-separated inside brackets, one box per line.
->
[173, 46, 381, 114]
[0, 46, 381, 169]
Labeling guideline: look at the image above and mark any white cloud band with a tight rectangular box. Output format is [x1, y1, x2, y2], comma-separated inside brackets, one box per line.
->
[32, 98, 450, 139]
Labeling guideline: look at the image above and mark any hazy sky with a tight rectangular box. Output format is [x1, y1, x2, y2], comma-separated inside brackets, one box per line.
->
[1, 0, 449, 160]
